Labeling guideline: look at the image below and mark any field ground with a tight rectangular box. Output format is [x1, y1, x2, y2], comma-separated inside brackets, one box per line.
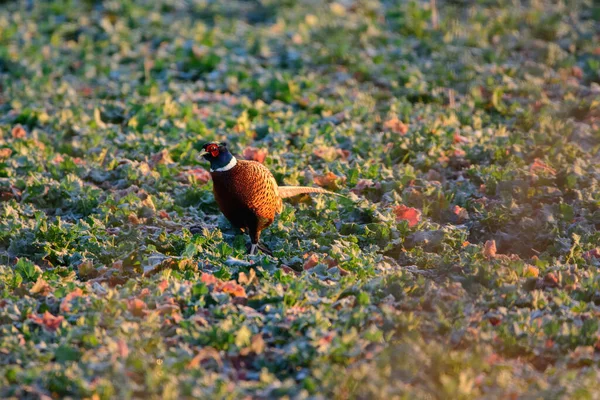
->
[1, 0, 600, 398]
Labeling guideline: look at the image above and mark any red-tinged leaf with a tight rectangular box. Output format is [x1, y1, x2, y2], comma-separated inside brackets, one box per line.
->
[242, 147, 268, 163]
[336, 265, 350, 276]
[393, 205, 421, 228]
[583, 249, 600, 260]
[453, 132, 469, 143]
[336, 149, 350, 159]
[452, 205, 464, 215]
[594, 336, 600, 352]
[280, 265, 298, 275]
[324, 257, 338, 268]
[139, 288, 151, 298]
[11, 125, 26, 139]
[158, 210, 170, 220]
[0, 148, 12, 160]
[29, 311, 64, 332]
[438, 154, 450, 163]
[217, 281, 247, 298]
[52, 154, 65, 164]
[544, 272, 559, 288]
[201, 272, 218, 286]
[180, 167, 211, 184]
[483, 240, 497, 259]
[530, 158, 556, 175]
[383, 116, 408, 135]
[303, 253, 319, 270]
[127, 298, 147, 317]
[451, 205, 469, 223]
[454, 148, 466, 157]
[486, 353, 502, 365]
[317, 331, 337, 350]
[60, 288, 84, 313]
[286, 306, 308, 321]
[193, 105, 211, 118]
[313, 171, 345, 190]
[117, 339, 129, 359]
[157, 280, 169, 293]
[128, 213, 141, 224]
[80, 86, 94, 97]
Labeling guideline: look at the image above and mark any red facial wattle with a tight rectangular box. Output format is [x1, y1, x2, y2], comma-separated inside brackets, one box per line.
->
[206, 144, 219, 157]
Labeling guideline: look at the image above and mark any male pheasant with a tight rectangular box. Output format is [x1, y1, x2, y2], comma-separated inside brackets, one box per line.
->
[200, 142, 336, 255]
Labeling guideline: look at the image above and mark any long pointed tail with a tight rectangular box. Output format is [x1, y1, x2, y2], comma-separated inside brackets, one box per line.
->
[278, 186, 340, 199]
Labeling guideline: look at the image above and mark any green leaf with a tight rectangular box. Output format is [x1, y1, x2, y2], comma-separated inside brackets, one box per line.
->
[55, 345, 81, 363]
[15, 259, 41, 282]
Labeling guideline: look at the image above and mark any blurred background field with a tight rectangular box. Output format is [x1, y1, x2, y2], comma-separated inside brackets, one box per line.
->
[0, 0, 599, 398]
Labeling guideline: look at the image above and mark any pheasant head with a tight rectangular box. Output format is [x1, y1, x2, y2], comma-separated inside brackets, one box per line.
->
[200, 142, 237, 172]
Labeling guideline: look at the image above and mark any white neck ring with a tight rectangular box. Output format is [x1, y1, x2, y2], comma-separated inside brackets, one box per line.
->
[211, 156, 237, 172]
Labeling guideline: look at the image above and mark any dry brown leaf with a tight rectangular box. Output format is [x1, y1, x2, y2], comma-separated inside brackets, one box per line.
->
[544, 272, 559, 288]
[483, 240, 497, 259]
[238, 269, 257, 286]
[30, 277, 52, 296]
[29, 311, 64, 332]
[187, 347, 223, 368]
[303, 253, 320, 270]
[383, 116, 408, 135]
[240, 334, 266, 356]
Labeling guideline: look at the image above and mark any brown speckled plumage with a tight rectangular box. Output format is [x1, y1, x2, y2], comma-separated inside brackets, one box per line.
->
[211, 160, 282, 244]
[201, 141, 338, 255]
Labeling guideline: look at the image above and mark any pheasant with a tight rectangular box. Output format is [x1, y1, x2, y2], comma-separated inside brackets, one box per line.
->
[199, 142, 337, 255]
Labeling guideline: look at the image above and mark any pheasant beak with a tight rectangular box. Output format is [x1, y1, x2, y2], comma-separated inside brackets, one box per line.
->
[198, 150, 209, 157]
